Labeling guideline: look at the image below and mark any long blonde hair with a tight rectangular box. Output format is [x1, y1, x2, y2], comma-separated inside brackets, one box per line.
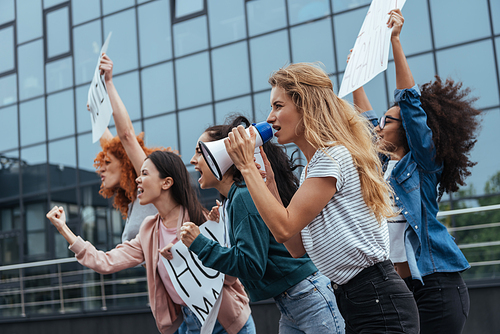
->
[268, 63, 394, 223]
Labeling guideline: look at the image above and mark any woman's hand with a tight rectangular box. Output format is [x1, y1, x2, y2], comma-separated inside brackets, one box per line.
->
[180, 222, 201, 247]
[387, 9, 404, 39]
[99, 53, 114, 84]
[159, 243, 174, 260]
[207, 200, 222, 222]
[46, 206, 67, 231]
[225, 125, 257, 173]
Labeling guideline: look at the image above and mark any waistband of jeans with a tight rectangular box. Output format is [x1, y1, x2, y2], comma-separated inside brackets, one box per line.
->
[333, 259, 393, 290]
[404, 271, 462, 285]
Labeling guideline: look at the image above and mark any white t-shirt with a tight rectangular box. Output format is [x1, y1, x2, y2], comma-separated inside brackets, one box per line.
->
[300, 146, 390, 285]
[384, 160, 407, 263]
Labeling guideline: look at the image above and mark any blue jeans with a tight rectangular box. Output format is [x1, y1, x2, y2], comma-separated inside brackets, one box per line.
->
[180, 305, 256, 334]
[333, 260, 419, 333]
[273, 271, 345, 334]
[404, 272, 469, 334]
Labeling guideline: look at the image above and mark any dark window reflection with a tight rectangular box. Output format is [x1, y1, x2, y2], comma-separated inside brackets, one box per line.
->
[246, 0, 286, 37]
[20, 98, 46, 146]
[212, 42, 250, 101]
[141, 62, 176, 117]
[178, 105, 213, 164]
[207, 0, 246, 47]
[0, 105, 18, 152]
[288, 0, 330, 25]
[18, 40, 45, 100]
[0, 25, 15, 74]
[250, 30, 290, 92]
[16, 0, 43, 44]
[46, 6, 70, 59]
[138, 0, 172, 66]
[0, 206, 21, 265]
[25, 202, 46, 256]
[0, 151, 20, 198]
[21, 144, 47, 195]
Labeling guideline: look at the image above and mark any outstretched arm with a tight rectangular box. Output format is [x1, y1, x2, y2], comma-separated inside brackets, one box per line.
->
[389, 9, 414, 89]
[100, 54, 147, 175]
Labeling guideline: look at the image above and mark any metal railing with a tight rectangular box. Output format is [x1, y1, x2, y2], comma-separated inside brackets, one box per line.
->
[1, 203, 499, 321]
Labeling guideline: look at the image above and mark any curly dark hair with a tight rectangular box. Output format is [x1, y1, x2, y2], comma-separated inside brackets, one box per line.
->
[203, 115, 301, 206]
[94, 134, 163, 218]
[418, 76, 481, 199]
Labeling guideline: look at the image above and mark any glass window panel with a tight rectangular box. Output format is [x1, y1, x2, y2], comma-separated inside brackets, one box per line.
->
[430, 0, 490, 49]
[250, 30, 290, 92]
[389, 0, 432, 59]
[26, 203, 45, 231]
[71, 0, 100, 26]
[288, 0, 330, 25]
[253, 90, 272, 123]
[144, 113, 178, 150]
[215, 96, 253, 124]
[112, 71, 141, 121]
[290, 18, 335, 74]
[333, 6, 366, 73]
[43, 0, 66, 8]
[46, 6, 70, 58]
[49, 137, 77, 188]
[102, 0, 134, 16]
[18, 40, 45, 100]
[212, 42, 250, 101]
[141, 62, 175, 117]
[246, 0, 286, 37]
[0, 74, 17, 107]
[0, 105, 18, 152]
[492, 0, 500, 35]
[436, 40, 499, 109]
[0, 150, 20, 198]
[175, 52, 212, 109]
[387, 53, 436, 99]
[465, 108, 500, 195]
[20, 97, 46, 146]
[104, 9, 138, 75]
[46, 56, 73, 93]
[207, 0, 246, 47]
[332, 0, 370, 13]
[342, 70, 387, 115]
[173, 16, 208, 57]
[0, 26, 15, 74]
[16, 0, 43, 44]
[73, 20, 101, 85]
[178, 105, 213, 164]
[138, 0, 172, 67]
[175, 0, 204, 18]
[21, 144, 47, 194]
[77, 133, 101, 176]
[27, 231, 46, 255]
[0, 0, 15, 25]
[75, 85, 92, 133]
[47, 89, 75, 140]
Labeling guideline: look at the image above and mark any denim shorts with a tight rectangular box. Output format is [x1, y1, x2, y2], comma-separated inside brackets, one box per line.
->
[273, 271, 345, 334]
[332, 260, 419, 334]
[179, 306, 256, 334]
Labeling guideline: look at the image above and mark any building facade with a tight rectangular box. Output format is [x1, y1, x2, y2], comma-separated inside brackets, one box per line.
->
[1, 0, 500, 327]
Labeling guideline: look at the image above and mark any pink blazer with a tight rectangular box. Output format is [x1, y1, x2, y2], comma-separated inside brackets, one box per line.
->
[69, 212, 251, 334]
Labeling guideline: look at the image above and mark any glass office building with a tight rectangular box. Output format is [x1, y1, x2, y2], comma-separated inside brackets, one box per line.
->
[1, 0, 500, 323]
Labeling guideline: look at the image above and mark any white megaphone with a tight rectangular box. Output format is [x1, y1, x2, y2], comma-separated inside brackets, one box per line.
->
[198, 122, 273, 181]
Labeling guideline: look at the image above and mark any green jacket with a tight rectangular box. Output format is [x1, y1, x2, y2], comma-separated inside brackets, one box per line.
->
[190, 182, 317, 301]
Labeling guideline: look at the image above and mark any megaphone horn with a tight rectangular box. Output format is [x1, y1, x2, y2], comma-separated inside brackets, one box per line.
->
[199, 121, 273, 181]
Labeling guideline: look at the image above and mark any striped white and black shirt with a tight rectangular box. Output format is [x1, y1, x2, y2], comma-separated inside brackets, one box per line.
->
[300, 145, 390, 285]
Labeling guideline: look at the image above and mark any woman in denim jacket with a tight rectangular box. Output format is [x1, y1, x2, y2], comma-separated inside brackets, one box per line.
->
[353, 9, 481, 334]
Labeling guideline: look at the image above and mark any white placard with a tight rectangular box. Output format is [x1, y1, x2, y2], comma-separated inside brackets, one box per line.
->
[88, 32, 113, 143]
[338, 0, 406, 98]
[161, 220, 225, 334]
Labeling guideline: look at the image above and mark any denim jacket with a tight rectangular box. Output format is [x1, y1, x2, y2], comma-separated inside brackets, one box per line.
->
[362, 85, 470, 283]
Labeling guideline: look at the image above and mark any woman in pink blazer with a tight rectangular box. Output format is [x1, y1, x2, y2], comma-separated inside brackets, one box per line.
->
[46, 150, 255, 334]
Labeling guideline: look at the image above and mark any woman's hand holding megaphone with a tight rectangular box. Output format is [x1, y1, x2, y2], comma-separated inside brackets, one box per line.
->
[225, 125, 258, 174]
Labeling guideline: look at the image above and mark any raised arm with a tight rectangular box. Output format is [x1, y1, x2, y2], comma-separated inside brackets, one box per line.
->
[100, 54, 147, 175]
[389, 9, 414, 89]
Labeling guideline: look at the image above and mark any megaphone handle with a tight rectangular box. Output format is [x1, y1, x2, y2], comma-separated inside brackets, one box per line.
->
[254, 147, 266, 182]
